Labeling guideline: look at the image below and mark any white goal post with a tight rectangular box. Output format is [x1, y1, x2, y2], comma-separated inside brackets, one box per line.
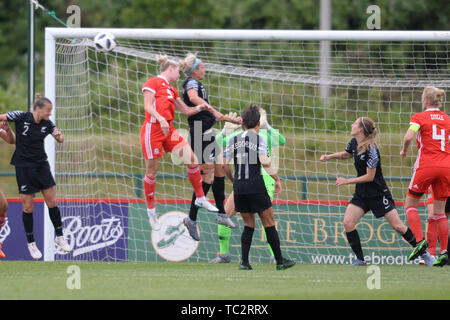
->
[44, 28, 450, 263]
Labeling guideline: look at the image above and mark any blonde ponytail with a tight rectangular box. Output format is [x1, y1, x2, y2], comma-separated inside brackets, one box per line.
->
[157, 54, 179, 73]
[357, 117, 377, 155]
[180, 53, 199, 75]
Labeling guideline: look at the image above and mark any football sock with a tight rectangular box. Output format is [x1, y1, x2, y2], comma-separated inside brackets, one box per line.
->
[212, 176, 225, 213]
[241, 226, 254, 264]
[263, 229, 275, 257]
[401, 227, 417, 248]
[143, 174, 156, 210]
[189, 182, 212, 221]
[218, 224, 231, 255]
[187, 165, 205, 198]
[48, 206, 63, 237]
[346, 229, 364, 261]
[22, 212, 35, 243]
[264, 226, 282, 263]
[406, 206, 423, 242]
[436, 214, 449, 253]
[427, 217, 439, 256]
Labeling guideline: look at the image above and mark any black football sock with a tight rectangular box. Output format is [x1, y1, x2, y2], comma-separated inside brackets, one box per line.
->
[401, 227, 417, 247]
[264, 226, 283, 264]
[241, 226, 254, 265]
[212, 176, 225, 213]
[22, 212, 35, 243]
[189, 182, 211, 221]
[49, 206, 63, 237]
[346, 229, 365, 261]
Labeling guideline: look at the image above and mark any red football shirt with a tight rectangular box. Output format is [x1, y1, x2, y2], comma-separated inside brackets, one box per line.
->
[409, 108, 450, 169]
[142, 75, 179, 122]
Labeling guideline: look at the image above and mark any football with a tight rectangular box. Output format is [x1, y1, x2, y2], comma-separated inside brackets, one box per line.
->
[94, 32, 117, 52]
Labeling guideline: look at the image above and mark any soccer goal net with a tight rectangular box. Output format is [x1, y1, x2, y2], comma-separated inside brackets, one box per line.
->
[45, 28, 449, 264]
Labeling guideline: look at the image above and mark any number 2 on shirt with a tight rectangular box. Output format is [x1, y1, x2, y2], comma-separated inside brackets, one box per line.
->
[23, 124, 29, 136]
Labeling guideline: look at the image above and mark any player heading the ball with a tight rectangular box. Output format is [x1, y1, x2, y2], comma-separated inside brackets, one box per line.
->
[141, 55, 219, 230]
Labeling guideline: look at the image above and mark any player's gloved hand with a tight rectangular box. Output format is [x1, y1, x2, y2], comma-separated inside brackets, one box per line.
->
[259, 108, 270, 129]
[222, 112, 240, 135]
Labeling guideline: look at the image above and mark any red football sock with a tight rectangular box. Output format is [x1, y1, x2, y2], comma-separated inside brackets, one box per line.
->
[427, 217, 438, 256]
[436, 214, 449, 253]
[187, 165, 204, 198]
[143, 175, 156, 210]
[406, 206, 423, 242]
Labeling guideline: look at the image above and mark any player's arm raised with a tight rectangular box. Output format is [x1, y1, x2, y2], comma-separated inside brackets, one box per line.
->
[320, 151, 352, 162]
[0, 120, 15, 144]
[174, 97, 209, 117]
[186, 88, 241, 124]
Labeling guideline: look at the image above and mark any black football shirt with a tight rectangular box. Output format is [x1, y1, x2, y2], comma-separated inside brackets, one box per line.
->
[7, 111, 56, 167]
[182, 77, 216, 132]
[224, 130, 269, 195]
[345, 138, 390, 198]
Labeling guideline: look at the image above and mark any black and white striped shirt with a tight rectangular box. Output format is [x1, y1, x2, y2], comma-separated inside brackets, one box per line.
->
[182, 77, 216, 132]
[7, 111, 56, 167]
[345, 138, 390, 198]
[224, 130, 268, 195]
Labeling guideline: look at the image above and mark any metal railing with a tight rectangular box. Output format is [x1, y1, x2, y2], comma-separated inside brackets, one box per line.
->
[0, 172, 411, 200]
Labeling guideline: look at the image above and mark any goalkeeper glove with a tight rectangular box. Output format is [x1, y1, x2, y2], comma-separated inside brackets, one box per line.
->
[222, 112, 240, 136]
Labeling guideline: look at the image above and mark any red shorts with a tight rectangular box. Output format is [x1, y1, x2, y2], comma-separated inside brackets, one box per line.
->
[408, 167, 450, 201]
[140, 121, 187, 160]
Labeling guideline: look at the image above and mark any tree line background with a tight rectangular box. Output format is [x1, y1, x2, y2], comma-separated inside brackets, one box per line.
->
[0, 0, 448, 112]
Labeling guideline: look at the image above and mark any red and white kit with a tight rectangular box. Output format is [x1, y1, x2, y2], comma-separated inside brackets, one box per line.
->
[408, 108, 450, 200]
[140, 75, 187, 159]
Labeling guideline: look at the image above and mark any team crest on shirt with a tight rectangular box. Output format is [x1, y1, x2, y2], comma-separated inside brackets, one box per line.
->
[41, 127, 47, 133]
[360, 155, 365, 160]
[154, 148, 159, 155]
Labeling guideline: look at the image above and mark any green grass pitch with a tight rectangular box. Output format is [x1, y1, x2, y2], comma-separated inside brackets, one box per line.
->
[0, 261, 449, 300]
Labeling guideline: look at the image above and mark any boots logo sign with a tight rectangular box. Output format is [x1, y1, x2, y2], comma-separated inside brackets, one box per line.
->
[151, 211, 199, 262]
[57, 216, 124, 257]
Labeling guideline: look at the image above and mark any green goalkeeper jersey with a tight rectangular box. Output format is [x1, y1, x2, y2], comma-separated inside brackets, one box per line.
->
[216, 127, 286, 199]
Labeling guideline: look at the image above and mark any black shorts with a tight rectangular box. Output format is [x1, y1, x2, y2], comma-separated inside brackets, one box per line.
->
[189, 128, 218, 164]
[234, 192, 272, 213]
[349, 192, 396, 218]
[15, 162, 56, 194]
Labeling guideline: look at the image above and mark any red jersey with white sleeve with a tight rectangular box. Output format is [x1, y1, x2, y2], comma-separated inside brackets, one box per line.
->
[142, 75, 179, 123]
[409, 108, 450, 169]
